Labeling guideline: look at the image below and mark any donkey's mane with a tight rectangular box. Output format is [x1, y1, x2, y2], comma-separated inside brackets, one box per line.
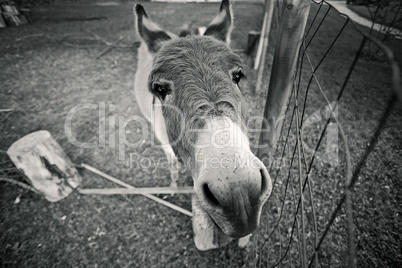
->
[178, 28, 193, 38]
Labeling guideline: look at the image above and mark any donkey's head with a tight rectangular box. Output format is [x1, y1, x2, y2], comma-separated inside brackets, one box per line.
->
[134, 0, 272, 238]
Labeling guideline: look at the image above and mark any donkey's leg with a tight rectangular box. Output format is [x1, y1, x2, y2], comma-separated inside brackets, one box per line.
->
[152, 104, 179, 187]
[237, 234, 251, 248]
[134, 44, 179, 186]
[160, 145, 179, 187]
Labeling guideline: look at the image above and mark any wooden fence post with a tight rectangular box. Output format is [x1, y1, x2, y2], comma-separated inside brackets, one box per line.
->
[257, 0, 311, 164]
[246, 31, 261, 60]
[254, 0, 275, 94]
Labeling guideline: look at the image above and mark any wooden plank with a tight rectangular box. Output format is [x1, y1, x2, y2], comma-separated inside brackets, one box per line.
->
[81, 163, 193, 217]
[257, 0, 311, 162]
[79, 187, 194, 195]
[253, 1, 269, 70]
[254, 0, 275, 93]
[246, 31, 260, 57]
[95, 36, 123, 60]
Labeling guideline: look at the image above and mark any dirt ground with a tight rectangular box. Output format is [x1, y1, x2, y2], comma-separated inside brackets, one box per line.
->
[1, 0, 401, 267]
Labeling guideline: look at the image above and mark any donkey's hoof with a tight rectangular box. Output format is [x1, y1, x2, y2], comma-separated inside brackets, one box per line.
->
[169, 181, 178, 196]
[237, 234, 251, 248]
[194, 236, 219, 251]
[169, 169, 179, 190]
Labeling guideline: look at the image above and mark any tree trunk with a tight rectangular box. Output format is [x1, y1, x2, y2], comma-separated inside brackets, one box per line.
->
[7, 130, 81, 202]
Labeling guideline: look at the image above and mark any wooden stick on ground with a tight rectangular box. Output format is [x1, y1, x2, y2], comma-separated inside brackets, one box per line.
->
[95, 36, 123, 60]
[80, 163, 193, 217]
[0, 177, 41, 194]
[79, 187, 194, 195]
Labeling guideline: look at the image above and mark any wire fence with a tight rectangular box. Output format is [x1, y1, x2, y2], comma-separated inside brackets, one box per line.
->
[255, 0, 401, 267]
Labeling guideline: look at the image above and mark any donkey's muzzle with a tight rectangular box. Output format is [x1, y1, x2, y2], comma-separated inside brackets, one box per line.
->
[195, 155, 272, 238]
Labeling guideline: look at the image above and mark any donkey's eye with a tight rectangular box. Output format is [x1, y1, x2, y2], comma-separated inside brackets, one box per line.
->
[232, 71, 245, 84]
[152, 83, 171, 100]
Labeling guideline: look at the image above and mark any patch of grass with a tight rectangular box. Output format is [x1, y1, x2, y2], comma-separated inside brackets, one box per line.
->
[1, 0, 401, 267]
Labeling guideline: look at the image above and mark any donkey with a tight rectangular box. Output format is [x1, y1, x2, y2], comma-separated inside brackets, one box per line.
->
[133, 0, 272, 251]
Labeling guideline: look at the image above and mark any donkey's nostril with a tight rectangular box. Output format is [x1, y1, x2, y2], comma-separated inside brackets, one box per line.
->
[258, 165, 272, 202]
[260, 168, 268, 196]
[202, 183, 220, 207]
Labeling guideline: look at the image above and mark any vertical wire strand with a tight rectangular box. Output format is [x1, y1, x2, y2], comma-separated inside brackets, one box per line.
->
[298, 40, 319, 268]
[294, 87, 307, 267]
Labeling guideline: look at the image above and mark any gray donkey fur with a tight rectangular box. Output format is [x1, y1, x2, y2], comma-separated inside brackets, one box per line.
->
[134, 0, 272, 251]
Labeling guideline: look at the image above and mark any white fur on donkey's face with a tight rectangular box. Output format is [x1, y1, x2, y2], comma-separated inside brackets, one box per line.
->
[192, 117, 272, 237]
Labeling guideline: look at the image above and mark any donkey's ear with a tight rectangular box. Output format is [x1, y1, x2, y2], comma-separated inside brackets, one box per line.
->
[204, 0, 233, 45]
[134, 4, 171, 53]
